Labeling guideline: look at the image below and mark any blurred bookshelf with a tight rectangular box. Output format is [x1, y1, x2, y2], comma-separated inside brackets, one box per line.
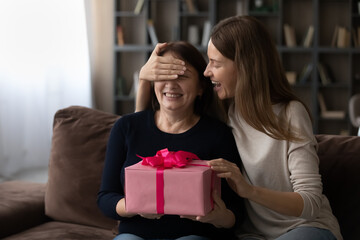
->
[114, 0, 360, 135]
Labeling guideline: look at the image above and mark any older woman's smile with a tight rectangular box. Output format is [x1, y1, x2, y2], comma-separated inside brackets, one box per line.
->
[163, 92, 183, 98]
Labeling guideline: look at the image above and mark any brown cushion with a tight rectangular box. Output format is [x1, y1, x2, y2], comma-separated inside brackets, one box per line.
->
[0, 181, 48, 238]
[316, 134, 360, 239]
[45, 106, 120, 230]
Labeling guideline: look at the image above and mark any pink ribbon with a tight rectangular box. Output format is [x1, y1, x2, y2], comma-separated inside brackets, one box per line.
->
[137, 148, 201, 214]
[138, 148, 200, 168]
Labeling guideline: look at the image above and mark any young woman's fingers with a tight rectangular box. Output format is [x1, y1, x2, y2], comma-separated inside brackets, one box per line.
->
[207, 158, 232, 166]
[154, 59, 186, 73]
[216, 172, 234, 179]
[208, 159, 238, 171]
[158, 55, 185, 66]
[154, 62, 186, 72]
[153, 68, 184, 76]
[151, 43, 185, 67]
[209, 164, 237, 174]
[152, 42, 168, 56]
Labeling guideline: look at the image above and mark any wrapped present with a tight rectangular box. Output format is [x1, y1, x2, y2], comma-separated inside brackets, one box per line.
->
[125, 148, 220, 216]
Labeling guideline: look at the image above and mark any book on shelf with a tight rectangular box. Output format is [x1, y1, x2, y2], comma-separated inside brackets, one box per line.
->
[201, 20, 211, 47]
[285, 71, 297, 85]
[236, 0, 249, 16]
[352, 27, 360, 47]
[134, 0, 145, 15]
[318, 93, 345, 119]
[298, 62, 313, 85]
[344, 28, 351, 47]
[332, 25, 351, 48]
[337, 26, 350, 48]
[303, 25, 314, 48]
[283, 24, 296, 47]
[147, 20, 158, 45]
[116, 25, 124, 46]
[184, 0, 198, 13]
[331, 25, 339, 47]
[188, 25, 199, 45]
[352, 28, 359, 47]
[317, 62, 334, 86]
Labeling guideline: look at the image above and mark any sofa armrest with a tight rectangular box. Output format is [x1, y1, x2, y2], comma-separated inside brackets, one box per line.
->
[316, 134, 360, 239]
[0, 181, 50, 238]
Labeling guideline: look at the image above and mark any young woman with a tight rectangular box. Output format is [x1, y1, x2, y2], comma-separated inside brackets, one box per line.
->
[98, 41, 244, 240]
[136, 16, 342, 240]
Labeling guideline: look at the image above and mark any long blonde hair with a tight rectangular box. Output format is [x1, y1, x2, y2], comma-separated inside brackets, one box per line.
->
[211, 16, 311, 141]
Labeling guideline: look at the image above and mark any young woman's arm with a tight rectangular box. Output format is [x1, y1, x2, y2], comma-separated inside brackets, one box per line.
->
[135, 78, 152, 112]
[135, 43, 186, 112]
[208, 159, 304, 217]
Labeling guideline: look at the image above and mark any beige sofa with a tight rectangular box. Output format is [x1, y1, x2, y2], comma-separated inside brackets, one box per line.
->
[1, 106, 359, 240]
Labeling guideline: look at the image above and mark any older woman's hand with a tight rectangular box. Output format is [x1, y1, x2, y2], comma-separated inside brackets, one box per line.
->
[194, 190, 235, 228]
[139, 213, 163, 220]
[207, 159, 253, 199]
[139, 43, 186, 82]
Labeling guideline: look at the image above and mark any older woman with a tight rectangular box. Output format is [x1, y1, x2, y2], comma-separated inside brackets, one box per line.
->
[97, 41, 244, 240]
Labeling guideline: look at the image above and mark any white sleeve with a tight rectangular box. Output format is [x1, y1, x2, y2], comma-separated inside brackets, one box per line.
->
[287, 101, 323, 220]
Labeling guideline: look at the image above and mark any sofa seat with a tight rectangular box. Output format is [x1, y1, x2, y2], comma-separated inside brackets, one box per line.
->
[0, 180, 116, 240]
[0, 181, 49, 238]
[3, 221, 115, 240]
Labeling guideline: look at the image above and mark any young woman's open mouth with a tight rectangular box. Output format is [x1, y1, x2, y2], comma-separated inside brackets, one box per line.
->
[212, 81, 221, 91]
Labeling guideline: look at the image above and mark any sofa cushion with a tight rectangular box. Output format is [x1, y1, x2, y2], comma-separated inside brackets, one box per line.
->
[0, 181, 49, 238]
[2, 221, 115, 240]
[45, 106, 120, 230]
[316, 134, 360, 239]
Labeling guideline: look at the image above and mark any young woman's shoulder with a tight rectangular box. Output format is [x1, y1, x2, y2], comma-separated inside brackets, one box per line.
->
[287, 100, 308, 115]
[286, 100, 314, 136]
[286, 101, 312, 122]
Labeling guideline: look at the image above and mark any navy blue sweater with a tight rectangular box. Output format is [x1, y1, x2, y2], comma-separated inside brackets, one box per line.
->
[97, 110, 244, 239]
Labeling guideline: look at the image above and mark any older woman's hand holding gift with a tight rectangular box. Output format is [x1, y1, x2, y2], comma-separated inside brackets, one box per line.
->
[194, 190, 235, 229]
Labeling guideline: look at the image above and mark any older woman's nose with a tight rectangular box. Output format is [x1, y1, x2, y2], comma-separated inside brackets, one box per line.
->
[164, 80, 179, 87]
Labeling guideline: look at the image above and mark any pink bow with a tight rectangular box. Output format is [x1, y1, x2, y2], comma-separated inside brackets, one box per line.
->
[137, 148, 200, 168]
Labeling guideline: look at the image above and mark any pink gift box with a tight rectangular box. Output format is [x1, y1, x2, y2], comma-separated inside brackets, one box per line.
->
[125, 160, 220, 216]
